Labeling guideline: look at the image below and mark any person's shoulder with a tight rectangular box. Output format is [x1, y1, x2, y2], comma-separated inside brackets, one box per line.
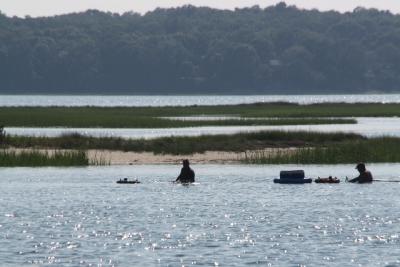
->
[361, 170, 373, 181]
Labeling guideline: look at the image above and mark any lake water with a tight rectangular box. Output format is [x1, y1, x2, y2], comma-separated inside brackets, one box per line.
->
[6, 117, 400, 139]
[1, 94, 400, 106]
[1, 164, 400, 266]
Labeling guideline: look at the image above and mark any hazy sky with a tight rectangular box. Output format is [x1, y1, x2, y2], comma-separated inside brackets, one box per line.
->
[1, 0, 400, 17]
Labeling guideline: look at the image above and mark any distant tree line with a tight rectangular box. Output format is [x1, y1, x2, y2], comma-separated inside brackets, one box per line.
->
[1, 3, 400, 94]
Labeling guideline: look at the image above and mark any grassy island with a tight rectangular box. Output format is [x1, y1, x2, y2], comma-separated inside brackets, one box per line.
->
[4, 131, 364, 155]
[1, 130, 400, 165]
[1, 103, 400, 128]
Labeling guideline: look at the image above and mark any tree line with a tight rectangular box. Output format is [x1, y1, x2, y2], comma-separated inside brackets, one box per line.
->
[1, 3, 400, 94]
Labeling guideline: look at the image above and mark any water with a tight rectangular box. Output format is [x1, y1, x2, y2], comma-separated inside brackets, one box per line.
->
[1, 164, 400, 266]
[1, 94, 400, 107]
[6, 117, 400, 139]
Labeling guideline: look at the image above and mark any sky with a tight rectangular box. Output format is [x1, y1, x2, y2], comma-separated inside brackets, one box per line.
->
[1, 0, 400, 18]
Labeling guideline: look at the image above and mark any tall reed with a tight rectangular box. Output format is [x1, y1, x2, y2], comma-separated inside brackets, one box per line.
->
[0, 150, 91, 167]
[89, 150, 111, 166]
[243, 138, 400, 164]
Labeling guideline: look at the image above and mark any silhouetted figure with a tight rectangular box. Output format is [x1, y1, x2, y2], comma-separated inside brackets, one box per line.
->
[176, 159, 195, 183]
[348, 163, 373, 183]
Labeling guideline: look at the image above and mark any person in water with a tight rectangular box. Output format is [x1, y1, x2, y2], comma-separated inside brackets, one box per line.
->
[176, 159, 195, 183]
[348, 163, 373, 183]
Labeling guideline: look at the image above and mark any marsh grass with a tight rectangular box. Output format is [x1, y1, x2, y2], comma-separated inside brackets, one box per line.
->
[3, 130, 398, 164]
[0, 103, 399, 127]
[4, 102, 400, 128]
[243, 137, 400, 164]
[0, 149, 91, 167]
[0, 108, 355, 128]
[89, 151, 111, 166]
[6, 131, 365, 155]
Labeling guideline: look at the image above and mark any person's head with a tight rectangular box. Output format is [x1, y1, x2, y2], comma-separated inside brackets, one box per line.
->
[355, 163, 366, 173]
[183, 159, 190, 167]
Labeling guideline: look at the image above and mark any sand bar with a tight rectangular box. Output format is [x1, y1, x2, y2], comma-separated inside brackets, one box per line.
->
[5, 148, 295, 165]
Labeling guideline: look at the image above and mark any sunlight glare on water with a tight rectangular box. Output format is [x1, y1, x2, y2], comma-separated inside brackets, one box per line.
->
[6, 117, 400, 139]
[1, 164, 400, 266]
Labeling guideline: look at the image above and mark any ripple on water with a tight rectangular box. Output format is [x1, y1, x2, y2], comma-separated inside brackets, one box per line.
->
[0, 164, 400, 266]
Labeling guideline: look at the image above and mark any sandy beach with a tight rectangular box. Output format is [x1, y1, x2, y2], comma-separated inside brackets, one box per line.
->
[88, 150, 245, 165]
[89, 148, 297, 165]
[5, 148, 295, 165]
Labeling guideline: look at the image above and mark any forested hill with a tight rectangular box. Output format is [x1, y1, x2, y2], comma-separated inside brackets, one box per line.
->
[1, 3, 400, 94]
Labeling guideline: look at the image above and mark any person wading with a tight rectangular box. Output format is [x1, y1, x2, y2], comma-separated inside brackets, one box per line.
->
[176, 159, 195, 183]
[348, 163, 373, 183]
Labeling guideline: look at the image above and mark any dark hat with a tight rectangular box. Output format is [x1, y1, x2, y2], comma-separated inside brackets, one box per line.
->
[355, 163, 366, 170]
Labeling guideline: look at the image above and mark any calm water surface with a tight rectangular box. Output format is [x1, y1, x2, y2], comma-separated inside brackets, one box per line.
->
[6, 118, 400, 139]
[1, 164, 400, 266]
[1, 94, 400, 106]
